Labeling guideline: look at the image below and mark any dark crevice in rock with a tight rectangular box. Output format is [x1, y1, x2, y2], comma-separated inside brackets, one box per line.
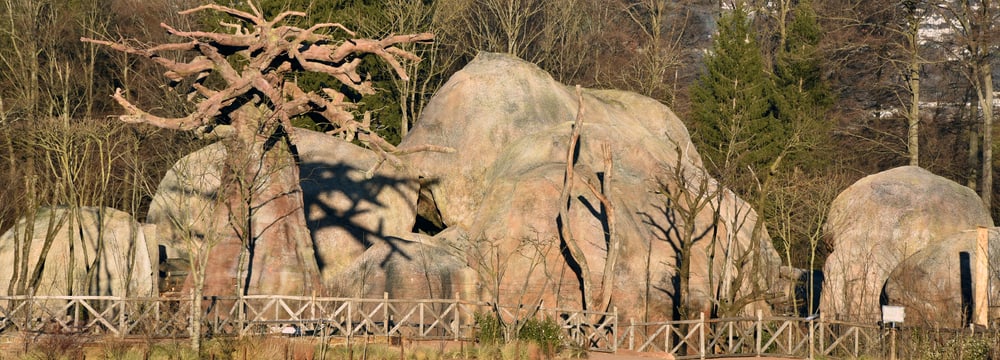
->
[412, 179, 446, 235]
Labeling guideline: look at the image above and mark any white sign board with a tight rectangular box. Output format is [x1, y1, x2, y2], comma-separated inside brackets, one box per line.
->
[882, 305, 905, 324]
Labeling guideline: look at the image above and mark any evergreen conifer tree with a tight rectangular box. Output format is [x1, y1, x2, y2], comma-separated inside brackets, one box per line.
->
[690, 5, 779, 186]
[771, 0, 832, 173]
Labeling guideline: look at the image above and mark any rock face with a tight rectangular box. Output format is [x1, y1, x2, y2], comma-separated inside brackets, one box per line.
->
[400, 52, 779, 321]
[149, 52, 781, 320]
[0, 207, 155, 297]
[820, 166, 993, 323]
[147, 129, 418, 291]
[326, 232, 471, 300]
[883, 229, 1000, 328]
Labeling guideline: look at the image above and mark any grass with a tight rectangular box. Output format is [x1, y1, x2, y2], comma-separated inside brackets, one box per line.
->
[0, 335, 588, 360]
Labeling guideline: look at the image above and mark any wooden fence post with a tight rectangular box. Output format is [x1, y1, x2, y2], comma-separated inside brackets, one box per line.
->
[819, 313, 825, 356]
[700, 312, 706, 360]
[453, 292, 460, 341]
[612, 306, 618, 353]
[756, 309, 763, 356]
[118, 296, 126, 337]
[808, 317, 815, 359]
[347, 298, 353, 340]
[629, 317, 635, 351]
[383, 292, 389, 336]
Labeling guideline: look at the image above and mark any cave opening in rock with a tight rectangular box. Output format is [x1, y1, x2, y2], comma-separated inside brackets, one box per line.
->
[412, 178, 446, 235]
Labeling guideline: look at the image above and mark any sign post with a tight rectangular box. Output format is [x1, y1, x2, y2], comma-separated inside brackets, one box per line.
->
[882, 305, 905, 360]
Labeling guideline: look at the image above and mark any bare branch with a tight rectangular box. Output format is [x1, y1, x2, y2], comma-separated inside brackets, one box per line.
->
[111, 88, 208, 131]
[178, 4, 260, 26]
[161, 23, 255, 48]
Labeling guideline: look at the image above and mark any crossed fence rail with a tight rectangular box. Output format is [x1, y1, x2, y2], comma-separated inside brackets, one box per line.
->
[0, 295, 890, 358]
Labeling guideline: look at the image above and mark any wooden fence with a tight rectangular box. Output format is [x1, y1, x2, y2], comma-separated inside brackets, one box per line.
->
[1, 295, 895, 357]
[617, 312, 884, 358]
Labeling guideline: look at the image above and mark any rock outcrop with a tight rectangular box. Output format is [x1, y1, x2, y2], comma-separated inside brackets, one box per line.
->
[147, 129, 418, 289]
[882, 229, 1000, 328]
[400, 52, 779, 321]
[820, 166, 993, 323]
[0, 206, 155, 298]
[149, 52, 781, 321]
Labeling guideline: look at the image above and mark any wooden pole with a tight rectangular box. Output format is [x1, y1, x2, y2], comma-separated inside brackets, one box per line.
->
[975, 227, 989, 327]
[889, 326, 897, 360]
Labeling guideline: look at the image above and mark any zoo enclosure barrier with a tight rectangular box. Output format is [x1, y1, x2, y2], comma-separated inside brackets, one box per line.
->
[0, 294, 902, 358]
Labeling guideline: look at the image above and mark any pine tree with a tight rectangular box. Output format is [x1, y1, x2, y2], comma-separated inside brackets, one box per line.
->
[690, 5, 779, 187]
[771, 0, 832, 173]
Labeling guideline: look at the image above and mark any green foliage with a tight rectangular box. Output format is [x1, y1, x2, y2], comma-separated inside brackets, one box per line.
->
[474, 311, 562, 356]
[690, 5, 780, 181]
[518, 316, 563, 357]
[475, 311, 505, 344]
[771, 0, 833, 172]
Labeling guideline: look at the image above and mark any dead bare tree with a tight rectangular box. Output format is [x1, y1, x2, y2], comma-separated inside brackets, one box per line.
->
[82, 3, 434, 297]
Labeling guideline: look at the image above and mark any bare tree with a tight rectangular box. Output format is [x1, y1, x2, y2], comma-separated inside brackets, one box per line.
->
[82, 3, 434, 297]
[936, 0, 999, 214]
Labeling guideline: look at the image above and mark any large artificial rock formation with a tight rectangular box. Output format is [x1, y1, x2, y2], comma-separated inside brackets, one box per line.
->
[882, 229, 1000, 328]
[147, 129, 418, 292]
[0, 206, 155, 298]
[820, 166, 993, 323]
[149, 52, 781, 321]
[400, 52, 780, 321]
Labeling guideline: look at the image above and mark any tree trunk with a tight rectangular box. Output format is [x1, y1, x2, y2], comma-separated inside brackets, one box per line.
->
[979, 63, 994, 214]
[907, 38, 920, 167]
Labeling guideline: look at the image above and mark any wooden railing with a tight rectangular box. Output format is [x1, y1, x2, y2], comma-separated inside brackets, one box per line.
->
[0, 295, 895, 357]
[616, 311, 884, 359]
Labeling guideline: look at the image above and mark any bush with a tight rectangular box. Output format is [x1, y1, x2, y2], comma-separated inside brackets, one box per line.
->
[474, 312, 563, 357]
[517, 316, 562, 357]
[475, 312, 504, 345]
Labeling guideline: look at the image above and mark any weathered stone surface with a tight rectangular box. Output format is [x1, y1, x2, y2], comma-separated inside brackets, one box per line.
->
[145, 141, 225, 261]
[399, 52, 701, 231]
[820, 166, 993, 323]
[147, 128, 418, 291]
[326, 232, 471, 300]
[0, 206, 154, 297]
[883, 229, 1000, 328]
[403, 52, 780, 321]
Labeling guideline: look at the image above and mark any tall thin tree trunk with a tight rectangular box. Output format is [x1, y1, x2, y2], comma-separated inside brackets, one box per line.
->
[907, 46, 921, 167]
[968, 92, 980, 189]
[979, 64, 994, 214]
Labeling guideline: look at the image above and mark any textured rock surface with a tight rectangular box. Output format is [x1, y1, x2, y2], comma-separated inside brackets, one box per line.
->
[149, 53, 782, 318]
[0, 206, 154, 297]
[326, 232, 470, 300]
[401, 52, 779, 321]
[820, 166, 993, 323]
[883, 229, 1000, 328]
[147, 128, 418, 289]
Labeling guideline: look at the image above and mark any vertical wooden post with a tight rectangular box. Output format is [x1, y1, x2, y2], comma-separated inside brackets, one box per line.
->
[889, 326, 897, 360]
[612, 306, 619, 353]
[118, 296, 126, 337]
[756, 309, 763, 356]
[700, 312, 706, 360]
[808, 316, 815, 360]
[347, 299, 353, 340]
[975, 227, 990, 327]
[383, 292, 390, 337]
[666, 323, 672, 353]
[629, 317, 635, 351]
[453, 292, 460, 341]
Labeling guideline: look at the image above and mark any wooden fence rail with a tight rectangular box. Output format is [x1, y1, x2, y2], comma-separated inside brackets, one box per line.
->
[1, 295, 893, 357]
